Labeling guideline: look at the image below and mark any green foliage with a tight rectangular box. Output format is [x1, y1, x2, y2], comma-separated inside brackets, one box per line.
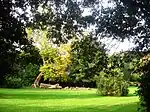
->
[108, 51, 141, 83]
[121, 52, 141, 83]
[138, 54, 150, 112]
[95, 0, 150, 50]
[69, 34, 107, 87]
[40, 43, 72, 82]
[18, 63, 40, 86]
[96, 54, 129, 96]
[130, 73, 140, 82]
[96, 70, 129, 96]
[5, 77, 22, 88]
[0, 0, 31, 85]
[5, 63, 40, 88]
[2, 41, 42, 88]
[19, 45, 43, 65]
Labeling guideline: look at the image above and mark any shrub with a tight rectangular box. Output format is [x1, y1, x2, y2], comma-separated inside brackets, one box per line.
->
[130, 73, 140, 82]
[96, 71, 129, 96]
[5, 76, 23, 88]
[5, 63, 40, 88]
[20, 63, 40, 86]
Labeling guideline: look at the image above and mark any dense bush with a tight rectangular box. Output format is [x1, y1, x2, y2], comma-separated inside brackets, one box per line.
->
[130, 73, 140, 82]
[5, 76, 23, 88]
[5, 63, 40, 88]
[19, 63, 40, 86]
[96, 70, 129, 96]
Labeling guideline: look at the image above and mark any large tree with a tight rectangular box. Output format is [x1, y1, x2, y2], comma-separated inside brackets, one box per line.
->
[0, 0, 30, 85]
[69, 34, 107, 87]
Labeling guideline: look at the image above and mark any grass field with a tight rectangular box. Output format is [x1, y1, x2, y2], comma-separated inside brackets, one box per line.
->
[0, 87, 139, 112]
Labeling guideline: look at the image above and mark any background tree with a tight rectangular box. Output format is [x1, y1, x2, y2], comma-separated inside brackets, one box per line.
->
[0, 0, 30, 86]
[69, 34, 107, 87]
[4, 44, 43, 88]
[113, 51, 141, 83]
[95, 0, 150, 50]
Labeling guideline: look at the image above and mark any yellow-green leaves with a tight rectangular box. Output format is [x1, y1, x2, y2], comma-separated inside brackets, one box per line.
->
[40, 43, 72, 81]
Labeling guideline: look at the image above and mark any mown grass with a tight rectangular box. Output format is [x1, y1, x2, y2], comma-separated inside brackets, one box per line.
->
[0, 87, 139, 112]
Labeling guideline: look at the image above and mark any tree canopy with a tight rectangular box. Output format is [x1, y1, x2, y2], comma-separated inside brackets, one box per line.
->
[95, 0, 150, 51]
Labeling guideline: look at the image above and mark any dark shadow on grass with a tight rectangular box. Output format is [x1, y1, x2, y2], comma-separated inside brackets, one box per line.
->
[0, 102, 138, 112]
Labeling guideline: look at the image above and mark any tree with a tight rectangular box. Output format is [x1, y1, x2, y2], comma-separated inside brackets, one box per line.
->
[95, 0, 150, 50]
[94, 0, 150, 111]
[27, 29, 72, 86]
[112, 51, 141, 82]
[0, 0, 35, 86]
[69, 34, 107, 87]
[138, 52, 150, 112]
[39, 43, 72, 83]
[27, 0, 96, 44]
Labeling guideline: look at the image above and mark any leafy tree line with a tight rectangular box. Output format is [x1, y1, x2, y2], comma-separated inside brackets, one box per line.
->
[27, 29, 108, 88]
[3, 28, 140, 98]
[2, 26, 140, 92]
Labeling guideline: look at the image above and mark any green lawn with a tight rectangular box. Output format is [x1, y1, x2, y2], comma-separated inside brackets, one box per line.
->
[0, 87, 139, 112]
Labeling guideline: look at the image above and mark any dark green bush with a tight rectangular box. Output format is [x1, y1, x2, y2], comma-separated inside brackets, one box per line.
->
[19, 63, 40, 86]
[5, 76, 23, 88]
[130, 73, 140, 82]
[5, 63, 40, 88]
[96, 71, 129, 96]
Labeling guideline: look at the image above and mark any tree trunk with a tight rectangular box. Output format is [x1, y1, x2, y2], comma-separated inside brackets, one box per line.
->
[33, 72, 43, 88]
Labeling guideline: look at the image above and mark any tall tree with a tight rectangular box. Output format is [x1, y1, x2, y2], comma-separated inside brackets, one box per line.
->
[0, 0, 30, 85]
[69, 34, 107, 87]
